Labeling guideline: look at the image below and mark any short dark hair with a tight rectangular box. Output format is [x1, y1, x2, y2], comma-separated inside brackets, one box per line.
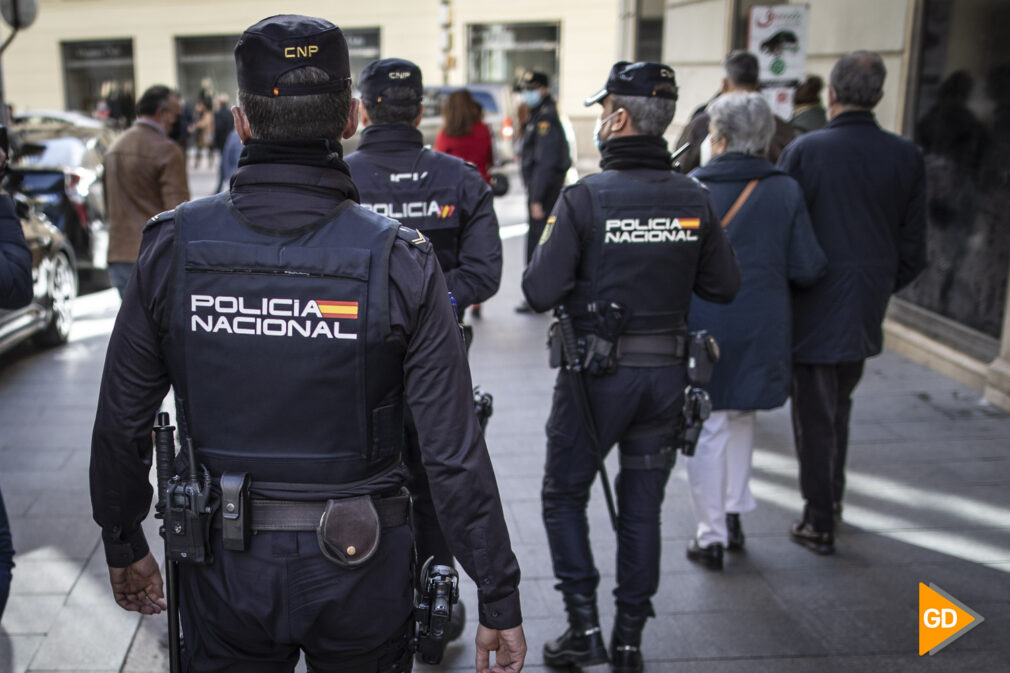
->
[136, 85, 176, 117]
[724, 50, 759, 89]
[239, 66, 350, 141]
[362, 87, 422, 125]
[793, 75, 823, 106]
[830, 51, 886, 108]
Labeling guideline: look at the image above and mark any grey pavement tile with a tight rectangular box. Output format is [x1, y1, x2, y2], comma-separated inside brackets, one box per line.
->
[0, 595, 64, 635]
[24, 491, 93, 517]
[652, 571, 780, 615]
[7, 558, 84, 596]
[9, 517, 101, 561]
[29, 604, 140, 671]
[761, 566, 919, 611]
[642, 609, 828, 660]
[0, 449, 74, 472]
[0, 491, 37, 518]
[120, 614, 169, 673]
[0, 633, 44, 673]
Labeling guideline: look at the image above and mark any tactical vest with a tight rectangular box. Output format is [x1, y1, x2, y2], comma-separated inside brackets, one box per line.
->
[351, 149, 462, 275]
[169, 193, 405, 485]
[569, 170, 707, 334]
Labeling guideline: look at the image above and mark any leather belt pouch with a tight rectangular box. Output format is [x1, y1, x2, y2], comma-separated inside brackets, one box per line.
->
[317, 495, 381, 569]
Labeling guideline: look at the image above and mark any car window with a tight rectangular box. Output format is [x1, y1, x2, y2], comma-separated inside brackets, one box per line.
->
[17, 137, 86, 168]
[470, 92, 498, 115]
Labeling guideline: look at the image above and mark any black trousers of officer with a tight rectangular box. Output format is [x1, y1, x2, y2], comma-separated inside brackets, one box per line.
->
[525, 178, 565, 264]
[790, 360, 866, 534]
[178, 526, 414, 673]
[542, 364, 684, 617]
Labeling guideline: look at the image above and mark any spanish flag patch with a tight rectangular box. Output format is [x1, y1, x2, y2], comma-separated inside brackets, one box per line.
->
[315, 301, 359, 319]
[677, 218, 700, 229]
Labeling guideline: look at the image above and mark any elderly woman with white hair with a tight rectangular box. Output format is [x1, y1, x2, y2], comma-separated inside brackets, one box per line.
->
[684, 92, 827, 570]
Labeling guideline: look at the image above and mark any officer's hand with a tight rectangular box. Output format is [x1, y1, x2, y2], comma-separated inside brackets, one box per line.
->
[107, 552, 167, 614]
[475, 624, 527, 673]
[529, 202, 545, 220]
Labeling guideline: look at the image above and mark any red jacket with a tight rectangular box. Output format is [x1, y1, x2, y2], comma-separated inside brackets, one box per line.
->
[434, 121, 492, 183]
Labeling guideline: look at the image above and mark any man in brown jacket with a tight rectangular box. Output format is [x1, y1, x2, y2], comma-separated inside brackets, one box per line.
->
[104, 85, 189, 297]
[675, 51, 795, 173]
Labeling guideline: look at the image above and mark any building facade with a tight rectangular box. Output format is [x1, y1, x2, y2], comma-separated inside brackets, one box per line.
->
[4, 0, 1009, 409]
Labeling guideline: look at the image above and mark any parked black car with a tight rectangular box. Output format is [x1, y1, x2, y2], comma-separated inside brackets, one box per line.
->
[0, 192, 78, 356]
[9, 112, 116, 279]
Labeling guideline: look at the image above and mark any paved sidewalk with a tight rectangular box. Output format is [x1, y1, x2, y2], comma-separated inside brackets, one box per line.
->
[1, 164, 1008, 672]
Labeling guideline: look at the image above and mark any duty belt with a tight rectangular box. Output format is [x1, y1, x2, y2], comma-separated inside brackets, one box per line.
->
[212, 494, 410, 532]
[615, 332, 687, 367]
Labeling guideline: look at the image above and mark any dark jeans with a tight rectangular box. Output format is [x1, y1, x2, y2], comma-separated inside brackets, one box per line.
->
[107, 262, 134, 300]
[790, 361, 866, 533]
[0, 487, 14, 619]
[525, 179, 565, 264]
[542, 366, 683, 616]
[178, 527, 414, 673]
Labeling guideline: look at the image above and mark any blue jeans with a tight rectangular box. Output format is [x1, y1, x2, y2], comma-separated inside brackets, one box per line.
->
[107, 262, 135, 300]
[0, 487, 14, 619]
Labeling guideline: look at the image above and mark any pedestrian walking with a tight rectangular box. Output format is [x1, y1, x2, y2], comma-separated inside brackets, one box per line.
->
[0, 150, 34, 617]
[90, 15, 526, 672]
[103, 85, 189, 298]
[675, 51, 795, 174]
[346, 57, 503, 657]
[434, 89, 494, 183]
[683, 92, 826, 570]
[778, 50, 927, 555]
[522, 61, 739, 673]
[515, 70, 570, 313]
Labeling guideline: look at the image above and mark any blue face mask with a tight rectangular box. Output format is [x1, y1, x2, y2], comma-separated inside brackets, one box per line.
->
[522, 90, 543, 108]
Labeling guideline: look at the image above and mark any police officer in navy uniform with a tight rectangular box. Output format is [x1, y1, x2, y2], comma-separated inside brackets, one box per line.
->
[522, 62, 739, 673]
[89, 15, 526, 673]
[346, 57, 503, 647]
[516, 71, 570, 312]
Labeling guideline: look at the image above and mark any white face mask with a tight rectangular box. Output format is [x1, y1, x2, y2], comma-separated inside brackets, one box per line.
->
[521, 90, 543, 108]
[593, 109, 622, 150]
[699, 134, 713, 167]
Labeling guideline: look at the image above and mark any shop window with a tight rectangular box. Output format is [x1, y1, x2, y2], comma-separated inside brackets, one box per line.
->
[61, 40, 135, 124]
[467, 23, 559, 92]
[899, 0, 1010, 340]
[346, 28, 381, 84]
[176, 35, 242, 106]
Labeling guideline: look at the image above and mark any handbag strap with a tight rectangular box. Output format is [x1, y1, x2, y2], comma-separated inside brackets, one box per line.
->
[720, 178, 760, 228]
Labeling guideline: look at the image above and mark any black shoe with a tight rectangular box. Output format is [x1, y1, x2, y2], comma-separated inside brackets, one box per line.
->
[543, 593, 609, 668]
[447, 600, 465, 642]
[686, 539, 723, 570]
[610, 612, 646, 673]
[514, 300, 533, 313]
[790, 521, 835, 555]
[726, 513, 745, 551]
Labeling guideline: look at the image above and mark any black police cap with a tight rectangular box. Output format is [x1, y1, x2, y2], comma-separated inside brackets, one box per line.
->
[521, 71, 550, 89]
[584, 61, 679, 106]
[235, 15, 351, 97]
[358, 58, 424, 104]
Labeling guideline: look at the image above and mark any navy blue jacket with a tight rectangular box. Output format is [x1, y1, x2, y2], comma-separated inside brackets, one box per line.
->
[778, 111, 927, 364]
[689, 154, 826, 410]
[0, 195, 33, 309]
[519, 97, 571, 204]
[347, 124, 502, 312]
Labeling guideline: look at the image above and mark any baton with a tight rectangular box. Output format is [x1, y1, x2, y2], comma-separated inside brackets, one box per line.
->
[154, 412, 181, 673]
[554, 305, 618, 531]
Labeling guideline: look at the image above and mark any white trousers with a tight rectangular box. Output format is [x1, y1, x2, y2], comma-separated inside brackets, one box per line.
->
[685, 410, 758, 547]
